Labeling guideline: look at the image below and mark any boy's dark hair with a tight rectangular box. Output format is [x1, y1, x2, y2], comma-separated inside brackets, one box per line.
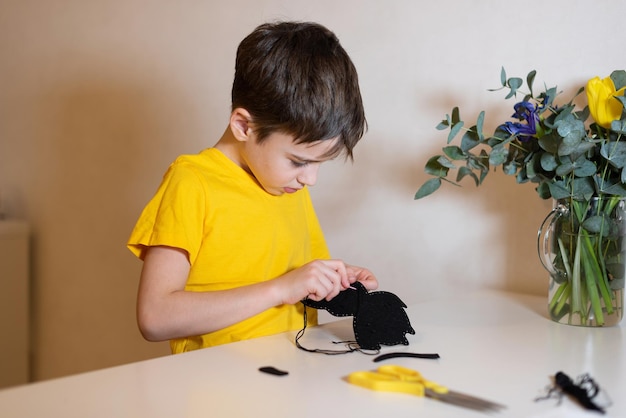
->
[232, 21, 366, 160]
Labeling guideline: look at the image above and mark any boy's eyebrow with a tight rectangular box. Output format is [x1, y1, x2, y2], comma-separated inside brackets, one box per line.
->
[288, 153, 327, 163]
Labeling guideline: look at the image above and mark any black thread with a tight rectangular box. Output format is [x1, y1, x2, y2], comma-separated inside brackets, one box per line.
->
[295, 302, 379, 355]
[535, 371, 609, 414]
[555, 372, 605, 413]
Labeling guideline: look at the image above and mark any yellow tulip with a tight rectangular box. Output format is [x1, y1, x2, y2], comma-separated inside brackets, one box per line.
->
[586, 75, 626, 129]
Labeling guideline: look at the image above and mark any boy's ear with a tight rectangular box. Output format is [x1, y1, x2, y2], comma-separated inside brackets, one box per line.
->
[229, 108, 253, 142]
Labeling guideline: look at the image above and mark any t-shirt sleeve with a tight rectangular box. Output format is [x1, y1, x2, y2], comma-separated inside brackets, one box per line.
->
[127, 162, 206, 265]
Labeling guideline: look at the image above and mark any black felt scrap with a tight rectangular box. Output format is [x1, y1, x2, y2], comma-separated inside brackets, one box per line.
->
[302, 282, 415, 350]
[373, 352, 440, 362]
[259, 366, 289, 376]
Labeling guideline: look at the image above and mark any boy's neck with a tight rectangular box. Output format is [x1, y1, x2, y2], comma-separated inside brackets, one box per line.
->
[214, 127, 244, 169]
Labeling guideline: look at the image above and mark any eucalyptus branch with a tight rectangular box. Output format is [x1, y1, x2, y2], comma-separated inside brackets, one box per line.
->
[416, 68, 626, 327]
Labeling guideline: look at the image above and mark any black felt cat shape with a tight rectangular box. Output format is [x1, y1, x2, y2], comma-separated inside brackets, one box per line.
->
[301, 281, 415, 350]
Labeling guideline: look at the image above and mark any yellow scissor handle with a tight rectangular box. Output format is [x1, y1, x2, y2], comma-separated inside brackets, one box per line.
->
[347, 370, 426, 396]
[346, 365, 448, 397]
[377, 365, 449, 394]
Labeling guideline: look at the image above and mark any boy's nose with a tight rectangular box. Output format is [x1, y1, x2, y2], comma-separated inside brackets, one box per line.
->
[297, 164, 320, 187]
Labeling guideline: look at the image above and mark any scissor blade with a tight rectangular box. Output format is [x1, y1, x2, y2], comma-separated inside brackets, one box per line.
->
[426, 389, 506, 413]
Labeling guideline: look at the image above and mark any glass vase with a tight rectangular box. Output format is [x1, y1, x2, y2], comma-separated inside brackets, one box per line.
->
[538, 197, 625, 326]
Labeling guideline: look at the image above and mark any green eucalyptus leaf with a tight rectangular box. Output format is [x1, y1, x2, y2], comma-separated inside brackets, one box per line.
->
[582, 215, 618, 237]
[548, 181, 571, 199]
[544, 87, 558, 109]
[424, 155, 449, 177]
[558, 141, 579, 157]
[597, 178, 626, 197]
[516, 166, 530, 183]
[553, 104, 575, 123]
[443, 145, 466, 160]
[503, 160, 518, 176]
[540, 152, 558, 171]
[521, 147, 535, 164]
[456, 166, 479, 186]
[572, 158, 597, 177]
[474, 150, 490, 177]
[572, 86, 585, 99]
[460, 129, 480, 152]
[557, 136, 594, 158]
[526, 154, 539, 179]
[486, 130, 509, 148]
[478, 166, 489, 184]
[448, 120, 464, 144]
[606, 262, 625, 280]
[505, 77, 523, 99]
[527, 70, 536, 97]
[475, 111, 485, 142]
[571, 177, 595, 200]
[610, 277, 625, 290]
[538, 132, 561, 153]
[415, 178, 442, 200]
[594, 175, 610, 194]
[436, 119, 450, 130]
[601, 141, 626, 168]
[569, 141, 596, 161]
[436, 155, 457, 169]
[575, 106, 590, 125]
[489, 145, 508, 165]
[611, 70, 626, 90]
[556, 118, 585, 145]
[468, 155, 487, 171]
[536, 182, 552, 199]
[610, 118, 626, 134]
[451, 107, 461, 125]
[556, 160, 574, 176]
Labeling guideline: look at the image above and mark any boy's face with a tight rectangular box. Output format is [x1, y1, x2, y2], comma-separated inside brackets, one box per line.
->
[240, 131, 339, 196]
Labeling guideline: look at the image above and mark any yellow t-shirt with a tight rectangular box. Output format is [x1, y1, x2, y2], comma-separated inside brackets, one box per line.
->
[127, 148, 329, 353]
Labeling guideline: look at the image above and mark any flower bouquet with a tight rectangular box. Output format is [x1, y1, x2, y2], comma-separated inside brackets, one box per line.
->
[416, 68, 626, 326]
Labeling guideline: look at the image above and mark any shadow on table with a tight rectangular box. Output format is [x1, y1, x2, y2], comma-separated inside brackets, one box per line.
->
[507, 291, 550, 321]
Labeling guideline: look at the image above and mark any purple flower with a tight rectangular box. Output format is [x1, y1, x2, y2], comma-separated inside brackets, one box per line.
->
[500, 101, 540, 142]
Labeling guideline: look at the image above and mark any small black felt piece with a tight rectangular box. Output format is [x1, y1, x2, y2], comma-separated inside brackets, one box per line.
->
[373, 352, 441, 362]
[302, 282, 415, 350]
[259, 366, 289, 376]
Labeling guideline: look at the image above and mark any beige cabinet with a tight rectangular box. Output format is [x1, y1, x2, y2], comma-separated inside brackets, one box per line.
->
[0, 221, 30, 388]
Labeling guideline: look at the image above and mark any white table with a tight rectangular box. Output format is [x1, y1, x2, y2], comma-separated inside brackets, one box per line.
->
[0, 290, 624, 418]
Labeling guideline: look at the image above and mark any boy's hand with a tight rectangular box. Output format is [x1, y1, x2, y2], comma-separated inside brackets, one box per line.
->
[276, 259, 352, 304]
[346, 264, 378, 291]
[275, 260, 379, 305]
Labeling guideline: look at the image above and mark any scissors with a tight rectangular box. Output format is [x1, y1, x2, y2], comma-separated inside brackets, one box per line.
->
[347, 365, 506, 413]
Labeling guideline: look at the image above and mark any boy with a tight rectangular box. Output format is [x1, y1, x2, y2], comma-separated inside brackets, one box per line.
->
[127, 21, 378, 354]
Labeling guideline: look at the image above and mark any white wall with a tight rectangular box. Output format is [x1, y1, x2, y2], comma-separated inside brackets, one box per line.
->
[1, 0, 624, 381]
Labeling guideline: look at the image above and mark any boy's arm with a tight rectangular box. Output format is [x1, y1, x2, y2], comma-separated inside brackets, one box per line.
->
[136, 245, 359, 342]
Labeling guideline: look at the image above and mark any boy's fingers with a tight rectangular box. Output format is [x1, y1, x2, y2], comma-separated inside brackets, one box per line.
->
[325, 259, 351, 289]
[345, 265, 378, 290]
[300, 259, 349, 301]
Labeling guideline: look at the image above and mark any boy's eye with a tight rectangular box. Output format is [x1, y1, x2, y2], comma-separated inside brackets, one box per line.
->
[290, 160, 309, 168]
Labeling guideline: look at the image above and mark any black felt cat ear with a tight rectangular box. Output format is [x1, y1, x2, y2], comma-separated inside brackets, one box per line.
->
[301, 282, 363, 316]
